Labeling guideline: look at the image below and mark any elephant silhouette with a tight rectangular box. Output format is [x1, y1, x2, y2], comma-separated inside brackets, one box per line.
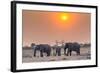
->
[52, 40, 64, 56]
[52, 45, 61, 56]
[64, 42, 80, 56]
[32, 44, 51, 57]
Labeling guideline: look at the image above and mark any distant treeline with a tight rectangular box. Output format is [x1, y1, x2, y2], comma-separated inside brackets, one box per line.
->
[23, 46, 31, 49]
[23, 42, 90, 49]
[80, 43, 90, 47]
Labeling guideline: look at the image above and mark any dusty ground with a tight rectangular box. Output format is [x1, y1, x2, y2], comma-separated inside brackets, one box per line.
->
[22, 47, 91, 63]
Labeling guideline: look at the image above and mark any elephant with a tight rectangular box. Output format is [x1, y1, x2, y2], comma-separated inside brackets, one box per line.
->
[33, 44, 51, 57]
[64, 42, 80, 56]
[52, 45, 61, 56]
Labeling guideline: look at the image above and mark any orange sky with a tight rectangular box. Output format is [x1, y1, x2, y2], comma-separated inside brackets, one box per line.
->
[22, 10, 91, 46]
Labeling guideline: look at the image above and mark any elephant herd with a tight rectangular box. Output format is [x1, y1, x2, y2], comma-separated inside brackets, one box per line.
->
[31, 42, 80, 57]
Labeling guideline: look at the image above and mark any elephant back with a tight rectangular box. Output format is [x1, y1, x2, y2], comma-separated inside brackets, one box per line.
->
[65, 42, 80, 49]
[39, 44, 51, 52]
[72, 43, 80, 49]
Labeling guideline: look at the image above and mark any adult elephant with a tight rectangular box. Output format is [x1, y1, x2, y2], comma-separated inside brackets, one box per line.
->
[33, 44, 51, 57]
[64, 42, 80, 56]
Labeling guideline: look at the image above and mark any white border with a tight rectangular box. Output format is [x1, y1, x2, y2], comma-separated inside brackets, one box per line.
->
[16, 3, 96, 70]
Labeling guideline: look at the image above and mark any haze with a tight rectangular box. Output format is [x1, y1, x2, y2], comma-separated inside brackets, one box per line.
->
[22, 10, 91, 46]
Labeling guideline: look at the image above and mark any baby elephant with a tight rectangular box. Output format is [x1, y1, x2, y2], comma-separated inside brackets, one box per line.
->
[52, 46, 61, 56]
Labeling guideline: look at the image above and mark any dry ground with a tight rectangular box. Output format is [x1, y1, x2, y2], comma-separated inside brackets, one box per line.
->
[22, 47, 91, 63]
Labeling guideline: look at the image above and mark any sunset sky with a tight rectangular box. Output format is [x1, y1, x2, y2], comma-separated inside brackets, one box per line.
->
[22, 10, 91, 46]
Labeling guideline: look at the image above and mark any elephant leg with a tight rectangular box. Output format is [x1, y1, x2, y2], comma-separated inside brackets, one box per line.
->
[56, 49, 58, 56]
[47, 53, 50, 56]
[78, 51, 80, 55]
[78, 49, 80, 55]
[53, 49, 56, 56]
[48, 50, 51, 56]
[58, 52, 61, 56]
[56, 50, 58, 56]
[77, 50, 80, 55]
[54, 52, 56, 56]
[76, 51, 78, 55]
[67, 49, 69, 56]
[58, 49, 61, 56]
[55, 49, 58, 56]
[64, 49, 66, 55]
[47, 52, 50, 56]
[47, 53, 49, 56]
[40, 50, 43, 57]
[76, 49, 80, 55]
[70, 50, 72, 56]
[34, 50, 36, 57]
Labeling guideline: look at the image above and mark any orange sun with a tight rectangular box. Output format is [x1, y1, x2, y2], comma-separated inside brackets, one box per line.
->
[61, 15, 68, 21]
[52, 13, 72, 30]
[56, 13, 72, 30]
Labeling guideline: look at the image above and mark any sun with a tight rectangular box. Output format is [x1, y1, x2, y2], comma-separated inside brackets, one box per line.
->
[52, 13, 71, 29]
[61, 15, 68, 21]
